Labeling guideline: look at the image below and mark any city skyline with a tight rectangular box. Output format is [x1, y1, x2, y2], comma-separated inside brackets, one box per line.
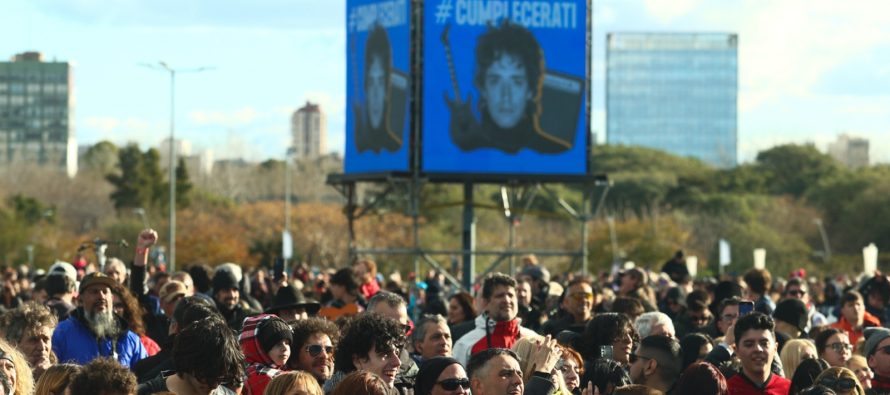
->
[2, 0, 889, 164]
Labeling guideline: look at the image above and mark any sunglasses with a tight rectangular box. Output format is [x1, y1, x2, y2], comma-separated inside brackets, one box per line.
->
[818, 377, 857, 390]
[569, 292, 594, 301]
[437, 378, 471, 391]
[305, 344, 334, 357]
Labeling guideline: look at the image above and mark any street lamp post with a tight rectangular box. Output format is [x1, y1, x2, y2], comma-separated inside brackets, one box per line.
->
[141, 62, 212, 272]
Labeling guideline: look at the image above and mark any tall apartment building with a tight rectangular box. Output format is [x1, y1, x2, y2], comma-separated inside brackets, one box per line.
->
[291, 101, 326, 159]
[828, 134, 869, 169]
[0, 52, 77, 176]
[607, 33, 738, 168]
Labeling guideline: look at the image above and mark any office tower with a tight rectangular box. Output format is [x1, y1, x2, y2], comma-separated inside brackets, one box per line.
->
[291, 101, 326, 159]
[607, 33, 738, 167]
[0, 51, 77, 176]
[828, 134, 869, 169]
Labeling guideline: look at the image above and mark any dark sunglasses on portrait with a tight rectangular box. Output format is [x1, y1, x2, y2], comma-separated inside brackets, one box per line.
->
[437, 378, 471, 391]
[306, 344, 334, 357]
[818, 377, 856, 390]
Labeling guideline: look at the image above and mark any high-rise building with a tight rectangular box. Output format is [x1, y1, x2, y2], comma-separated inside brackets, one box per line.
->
[606, 33, 738, 167]
[0, 51, 77, 176]
[828, 134, 869, 169]
[291, 101, 326, 159]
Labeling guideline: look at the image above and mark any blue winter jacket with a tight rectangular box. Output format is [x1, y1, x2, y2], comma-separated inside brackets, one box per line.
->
[52, 308, 148, 368]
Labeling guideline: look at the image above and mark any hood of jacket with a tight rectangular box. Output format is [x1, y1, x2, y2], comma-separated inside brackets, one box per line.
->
[239, 314, 278, 367]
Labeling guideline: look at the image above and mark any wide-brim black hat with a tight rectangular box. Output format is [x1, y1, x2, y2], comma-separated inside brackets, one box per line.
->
[264, 285, 321, 316]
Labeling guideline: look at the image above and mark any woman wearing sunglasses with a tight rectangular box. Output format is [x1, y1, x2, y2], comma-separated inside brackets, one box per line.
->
[812, 367, 865, 395]
[414, 357, 470, 395]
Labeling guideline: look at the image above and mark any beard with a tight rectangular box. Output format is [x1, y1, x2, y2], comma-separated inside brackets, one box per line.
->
[85, 309, 119, 338]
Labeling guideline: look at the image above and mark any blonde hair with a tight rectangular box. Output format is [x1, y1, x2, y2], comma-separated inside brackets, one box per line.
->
[510, 337, 568, 394]
[34, 364, 81, 395]
[815, 367, 865, 395]
[264, 371, 323, 395]
[0, 338, 34, 395]
[780, 338, 816, 379]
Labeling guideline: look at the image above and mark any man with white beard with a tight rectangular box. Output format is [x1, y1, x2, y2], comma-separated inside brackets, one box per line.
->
[52, 272, 147, 368]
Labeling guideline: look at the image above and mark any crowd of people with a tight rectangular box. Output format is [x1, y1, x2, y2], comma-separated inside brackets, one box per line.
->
[0, 228, 888, 395]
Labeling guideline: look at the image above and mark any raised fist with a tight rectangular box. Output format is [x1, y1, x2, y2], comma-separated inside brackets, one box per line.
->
[136, 229, 158, 250]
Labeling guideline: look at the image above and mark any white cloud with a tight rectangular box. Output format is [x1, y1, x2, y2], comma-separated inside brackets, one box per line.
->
[189, 107, 258, 126]
[643, 0, 704, 23]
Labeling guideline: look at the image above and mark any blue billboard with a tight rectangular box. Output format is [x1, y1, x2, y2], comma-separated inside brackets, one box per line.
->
[344, 0, 412, 174]
[422, 0, 589, 174]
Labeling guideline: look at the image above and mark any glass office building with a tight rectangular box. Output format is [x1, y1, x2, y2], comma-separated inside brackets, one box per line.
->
[0, 52, 76, 176]
[606, 33, 737, 167]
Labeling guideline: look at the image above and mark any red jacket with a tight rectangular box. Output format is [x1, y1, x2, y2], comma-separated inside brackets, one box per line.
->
[727, 372, 791, 395]
[240, 315, 288, 395]
[830, 311, 881, 346]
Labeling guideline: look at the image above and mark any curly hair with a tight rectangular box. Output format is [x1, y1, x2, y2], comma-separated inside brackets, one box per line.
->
[111, 284, 147, 336]
[0, 301, 57, 344]
[67, 357, 136, 395]
[290, 317, 339, 351]
[174, 316, 245, 386]
[582, 313, 635, 361]
[334, 313, 405, 373]
[0, 337, 34, 395]
[34, 363, 81, 395]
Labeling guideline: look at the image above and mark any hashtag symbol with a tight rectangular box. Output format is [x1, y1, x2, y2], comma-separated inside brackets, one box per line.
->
[435, 0, 452, 24]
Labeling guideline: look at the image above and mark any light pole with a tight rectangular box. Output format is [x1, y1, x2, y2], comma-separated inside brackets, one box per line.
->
[141, 62, 213, 272]
[814, 218, 832, 264]
[283, 148, 296, 263]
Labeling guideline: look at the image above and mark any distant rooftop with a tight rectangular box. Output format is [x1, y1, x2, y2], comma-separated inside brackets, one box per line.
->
[608, 32, 737, 50]
[298, 101, 321, 113]
[11, 51, 43, 62]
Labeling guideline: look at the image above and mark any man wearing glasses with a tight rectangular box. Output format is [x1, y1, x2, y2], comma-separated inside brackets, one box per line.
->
[864, 327, 890, 393]
[413, 357, 470, 395]
[709, 297, 741, 339]
[288, 317, 339, 385]
[783, 277, 828, 327]
[627, 335, 681, 393]
[542, 279, 595, 337]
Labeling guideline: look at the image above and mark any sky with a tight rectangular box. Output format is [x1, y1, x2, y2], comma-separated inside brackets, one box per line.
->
[2, 0, 889, 163]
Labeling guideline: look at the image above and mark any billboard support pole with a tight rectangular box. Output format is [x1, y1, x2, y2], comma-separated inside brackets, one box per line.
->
[462, 182, 476, 290]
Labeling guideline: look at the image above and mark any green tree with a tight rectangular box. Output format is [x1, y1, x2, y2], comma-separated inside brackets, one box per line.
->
[81, 141, 119, 175]
[170, 158, 193, 208]
[755, 144, 841, 197]
[106, 144, 166, 211]
[7, 195, 55, 224]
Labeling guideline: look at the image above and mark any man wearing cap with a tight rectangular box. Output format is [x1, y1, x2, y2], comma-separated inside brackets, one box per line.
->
[51, 272, 148, 367]
[212, 269, 258, 331]
[265, 285, 320, 322]
[865, 327, 890, 393]
[43, 273, 75, 322]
